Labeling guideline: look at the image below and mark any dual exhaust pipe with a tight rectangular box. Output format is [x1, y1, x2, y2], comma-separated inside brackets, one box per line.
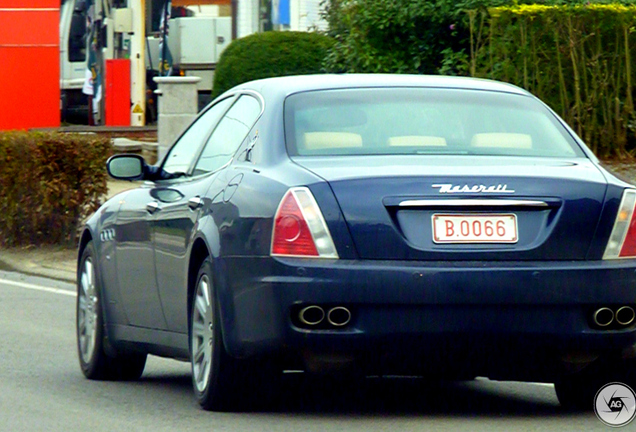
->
[593, 306, 636, 328]
[298, 305, 352, 328]
[298, 304, 636, 329]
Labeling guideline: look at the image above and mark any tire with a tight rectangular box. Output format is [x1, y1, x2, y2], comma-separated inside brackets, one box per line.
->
[190, 258, 279, 411]
[77, 241, 147, 381]
[555, 357, 636, 411]
[554, 375, 600, 411]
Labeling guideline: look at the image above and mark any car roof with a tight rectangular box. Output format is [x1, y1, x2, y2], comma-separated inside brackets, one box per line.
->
[231, 74, 531, 100]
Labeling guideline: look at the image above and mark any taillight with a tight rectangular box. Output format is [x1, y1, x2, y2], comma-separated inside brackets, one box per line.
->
[604, 189, 636, 259]
[271, 187, 338, 258]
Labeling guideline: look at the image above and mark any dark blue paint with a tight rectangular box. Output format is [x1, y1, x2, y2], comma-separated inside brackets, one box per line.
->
[80, 74, 636, 380]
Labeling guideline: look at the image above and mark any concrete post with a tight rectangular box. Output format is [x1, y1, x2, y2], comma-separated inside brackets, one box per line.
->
[153, 76, 201, 160]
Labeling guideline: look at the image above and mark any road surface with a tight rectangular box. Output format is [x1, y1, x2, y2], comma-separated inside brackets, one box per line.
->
[0, 270, 609, 431]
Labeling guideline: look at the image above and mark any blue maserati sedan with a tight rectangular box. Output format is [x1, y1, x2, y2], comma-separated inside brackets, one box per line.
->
[77, 74, 636, 411]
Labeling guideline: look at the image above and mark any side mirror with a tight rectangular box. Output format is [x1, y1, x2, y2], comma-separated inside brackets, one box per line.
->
[107, 154, 146, 180]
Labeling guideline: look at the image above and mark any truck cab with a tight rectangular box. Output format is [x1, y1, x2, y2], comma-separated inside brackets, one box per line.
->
[60, 0, 89, 123]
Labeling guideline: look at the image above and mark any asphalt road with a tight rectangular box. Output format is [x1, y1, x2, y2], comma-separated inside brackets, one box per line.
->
[0, 271, 611, 432]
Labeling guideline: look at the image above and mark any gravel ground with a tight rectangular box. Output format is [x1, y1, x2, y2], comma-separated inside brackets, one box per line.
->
[601, 158, 636, 184]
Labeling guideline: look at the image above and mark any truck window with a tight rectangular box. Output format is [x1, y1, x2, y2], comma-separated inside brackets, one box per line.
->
[68, 0, 88, 62]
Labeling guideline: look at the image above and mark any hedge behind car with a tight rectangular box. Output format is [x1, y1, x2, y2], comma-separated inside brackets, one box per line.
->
[212, 31, 335, 98]
[0, 131, 112, 247]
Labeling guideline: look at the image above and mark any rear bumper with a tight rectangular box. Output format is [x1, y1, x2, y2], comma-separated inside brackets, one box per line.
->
[219, 257, 636, 373]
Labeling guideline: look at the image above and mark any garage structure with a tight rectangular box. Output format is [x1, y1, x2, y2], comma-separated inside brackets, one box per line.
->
[0, 0, 60, 130]
[1, 0, 326, 131]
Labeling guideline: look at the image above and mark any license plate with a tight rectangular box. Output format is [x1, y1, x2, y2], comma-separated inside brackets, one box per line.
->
[432, 214, 518, 244]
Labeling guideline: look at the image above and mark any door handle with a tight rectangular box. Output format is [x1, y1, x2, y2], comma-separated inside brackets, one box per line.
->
[188, 196, 204, 210]
[146, 202, 160, 214]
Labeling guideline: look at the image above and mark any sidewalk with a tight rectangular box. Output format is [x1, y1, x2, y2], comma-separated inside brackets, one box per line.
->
[0, 179, 141, 284]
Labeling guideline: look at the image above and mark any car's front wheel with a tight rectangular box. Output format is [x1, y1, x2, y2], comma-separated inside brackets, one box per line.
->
[77, 240, 147, 380]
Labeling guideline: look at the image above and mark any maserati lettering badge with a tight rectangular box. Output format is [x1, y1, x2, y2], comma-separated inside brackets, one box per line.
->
[432, 184, 515, 194]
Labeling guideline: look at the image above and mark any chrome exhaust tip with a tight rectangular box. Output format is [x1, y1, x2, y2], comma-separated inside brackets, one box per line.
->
[299, 305, 325, 326]
[616, 306, 636, 326]
[593, 307, 615, 327]
[327, 306, 351, 327]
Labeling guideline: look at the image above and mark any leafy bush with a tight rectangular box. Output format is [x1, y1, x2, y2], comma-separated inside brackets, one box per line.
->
[323, 0, 470, 74]
[0, 132, 112, 247]
[469, 3, 636, 157]
[323, 0, 636, 157]
[322, 0, 636, 75]
[212, 31, 335, 98]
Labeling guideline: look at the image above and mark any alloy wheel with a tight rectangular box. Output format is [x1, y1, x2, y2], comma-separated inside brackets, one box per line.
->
[192, 275, 214, 393]
[78, 257, 98, 363]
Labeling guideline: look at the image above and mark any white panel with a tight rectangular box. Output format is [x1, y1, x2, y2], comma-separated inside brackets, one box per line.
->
[169, 17, 232, 65]
[113, 8, 133, 33]
[299, 0, 327, 31]
[290, 0, 300, 31]
[237, 0, 258, 38]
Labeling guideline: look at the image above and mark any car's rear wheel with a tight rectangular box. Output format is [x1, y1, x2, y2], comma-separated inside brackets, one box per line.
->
[190, 258, 238, 411]
[554, 375, 599, 411]
[555, 356, 636, 410]
[77, 241, 147, 380]
[190, 258, 279, 411]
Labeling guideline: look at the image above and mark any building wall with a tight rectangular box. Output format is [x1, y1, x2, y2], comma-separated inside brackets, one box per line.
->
[237, 0, 259, 38]
[298, 0, 326, 31]
[0, 0, 60, 130]
[238, 0, 327, 37]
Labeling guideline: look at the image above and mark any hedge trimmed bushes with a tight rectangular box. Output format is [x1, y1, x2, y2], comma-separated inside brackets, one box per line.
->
[470, 3, 636, 158]
[323, 0, 636, 157]
[0, 132, 112, 247]
[212, 30, 334, 98]
[323, 0, 472, 75]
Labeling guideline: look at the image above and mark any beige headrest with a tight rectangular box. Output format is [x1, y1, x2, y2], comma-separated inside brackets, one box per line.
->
[303, 132, 363, 150]
[471, 133, 532, 149]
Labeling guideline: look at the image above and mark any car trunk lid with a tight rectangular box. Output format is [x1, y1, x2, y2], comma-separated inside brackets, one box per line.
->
[296, 155, 608, 260]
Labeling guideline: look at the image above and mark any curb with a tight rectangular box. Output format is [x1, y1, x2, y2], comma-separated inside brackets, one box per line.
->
[0, 180, 141, 285]
[0, 249, 77, 284]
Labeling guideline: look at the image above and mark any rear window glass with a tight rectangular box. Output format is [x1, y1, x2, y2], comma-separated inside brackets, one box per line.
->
[284, 88, 585, 158]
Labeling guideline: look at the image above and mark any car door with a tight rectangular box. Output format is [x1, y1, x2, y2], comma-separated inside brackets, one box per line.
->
[114, 97, 233, 330]
[153, 93, 263, 332]
[114, 186, 166, 329]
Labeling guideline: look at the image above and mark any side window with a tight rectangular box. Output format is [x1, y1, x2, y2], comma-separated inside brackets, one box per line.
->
[162, 97, 234, 175]
[68, 0, 88, 62]
[193, 95, 261, 175]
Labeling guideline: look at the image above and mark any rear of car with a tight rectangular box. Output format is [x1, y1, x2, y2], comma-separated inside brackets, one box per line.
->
[231, 78, 636, 394]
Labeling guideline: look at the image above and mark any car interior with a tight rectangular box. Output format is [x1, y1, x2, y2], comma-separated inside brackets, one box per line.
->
[286, 88, 581, 159]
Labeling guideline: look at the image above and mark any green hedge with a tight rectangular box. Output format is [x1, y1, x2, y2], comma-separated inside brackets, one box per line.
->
[323, 1, 636, 76]
[323, 0, 473, 75]
[212, 31, 335, 98]
[0, 132, 112, 247]
[324, 0, 636, 157]
[469, 3, 636, 157]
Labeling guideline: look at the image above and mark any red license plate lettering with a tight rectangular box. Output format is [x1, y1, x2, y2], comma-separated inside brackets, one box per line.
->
[432, 214, 518, 244]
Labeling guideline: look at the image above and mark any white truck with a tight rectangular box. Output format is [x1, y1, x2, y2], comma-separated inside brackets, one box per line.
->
[60, 0, 90, 123]
[59, 0, 232, 124]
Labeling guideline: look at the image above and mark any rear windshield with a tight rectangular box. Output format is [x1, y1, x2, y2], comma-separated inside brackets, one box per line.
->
[284, 88, 585, 158]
